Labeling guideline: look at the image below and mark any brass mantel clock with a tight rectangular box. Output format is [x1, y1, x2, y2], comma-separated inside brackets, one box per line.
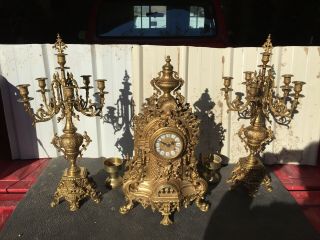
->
[120, 56, 209, 225]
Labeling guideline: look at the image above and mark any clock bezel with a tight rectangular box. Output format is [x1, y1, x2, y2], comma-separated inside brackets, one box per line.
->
[150, 127, 186, 160]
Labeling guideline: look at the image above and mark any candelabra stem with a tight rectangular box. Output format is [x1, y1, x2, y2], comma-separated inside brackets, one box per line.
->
[227, 109, 273, 196]
[67, 158, 80, 176]
[50, 104, 101, 211]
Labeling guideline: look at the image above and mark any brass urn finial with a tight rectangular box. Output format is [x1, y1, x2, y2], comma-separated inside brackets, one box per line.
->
[153, 55, 182, 98]
[162, 56, 174, 73]
[53, 33, 67, 54]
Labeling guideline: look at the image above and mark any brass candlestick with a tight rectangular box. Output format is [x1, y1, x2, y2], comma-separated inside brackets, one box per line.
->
[202, 154, 222, 184]
[221, 35, 305, 196]
[16, 34, 108, 211]
[104, 157, 123, 188]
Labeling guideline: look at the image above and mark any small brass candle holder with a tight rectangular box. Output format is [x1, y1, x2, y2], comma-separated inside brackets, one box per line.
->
[202, 154, 222, 184]
[104, 157, 123, 188]
[221, 35, 305, 196]
[17, 34, 108, 211]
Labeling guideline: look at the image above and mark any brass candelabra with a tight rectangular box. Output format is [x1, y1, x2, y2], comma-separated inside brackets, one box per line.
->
[16, 34, 108, 211]
[221, 35, 305, 196]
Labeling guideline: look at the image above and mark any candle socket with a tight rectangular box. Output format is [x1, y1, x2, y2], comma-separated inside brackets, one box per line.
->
[80, 75, 91, 87]
[282, 74, 293, 86]
[96, 79, 107, 92]
[36, 78, 47, 89]
[261, 52, 271, 65]
[293, 81, 305, 94]
[223, 76, 233, 88]
[17, 84, 34, 102]
[57, 53, 66, 67]
[244, 71, 254, 81]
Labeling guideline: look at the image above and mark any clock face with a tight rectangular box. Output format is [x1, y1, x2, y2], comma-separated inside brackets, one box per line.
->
[154, 132, 183, 159]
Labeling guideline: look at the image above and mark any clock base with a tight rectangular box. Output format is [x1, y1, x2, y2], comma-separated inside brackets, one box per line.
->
[227, 156, 273, 197]
[50, 167, 101, 211]
[120, 179, 209, 225]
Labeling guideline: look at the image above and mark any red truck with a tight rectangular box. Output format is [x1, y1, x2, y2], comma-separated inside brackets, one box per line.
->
[84, 0, 228, 47]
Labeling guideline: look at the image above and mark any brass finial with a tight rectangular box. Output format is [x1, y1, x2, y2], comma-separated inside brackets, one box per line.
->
[53, 33, 67, 54]
[162, 56, 173, 72]
[262, 34, 273, 54]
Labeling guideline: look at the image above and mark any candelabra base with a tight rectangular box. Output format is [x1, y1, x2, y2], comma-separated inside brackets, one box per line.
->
[50, 167, 101, 211]
[227, 157, 272, 197]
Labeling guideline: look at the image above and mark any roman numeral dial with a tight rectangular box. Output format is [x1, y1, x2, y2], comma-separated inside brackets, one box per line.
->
[154, 132, 183, 159]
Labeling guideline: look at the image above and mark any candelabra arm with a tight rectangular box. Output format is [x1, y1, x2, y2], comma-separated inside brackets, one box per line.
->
[268, 96, 298, 124]
[39, 82, 62, 116]
[288, 98, 300, 118]
[39, 90, 52, 111]
[74, 78, 107, 118]
[83, 88, 90, 108]
[20, 101, 37, 125]
[73, 78, 94, 113]
[70, 77, 88, 112]
[35, 87, 62, 123]
[24, 102, 56, 125]
[76, 99, 103, 117]
[224, 91, 251, 113]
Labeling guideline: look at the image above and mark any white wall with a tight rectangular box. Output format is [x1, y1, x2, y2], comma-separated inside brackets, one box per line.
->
[0, 44, 319, 165]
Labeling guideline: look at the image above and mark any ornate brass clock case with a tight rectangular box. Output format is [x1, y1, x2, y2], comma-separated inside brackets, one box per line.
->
[120, 56, 209, 225]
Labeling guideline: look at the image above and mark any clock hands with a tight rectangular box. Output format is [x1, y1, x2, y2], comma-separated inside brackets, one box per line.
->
[160, 140, 171, 147]
[160, 139, 177, 147]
